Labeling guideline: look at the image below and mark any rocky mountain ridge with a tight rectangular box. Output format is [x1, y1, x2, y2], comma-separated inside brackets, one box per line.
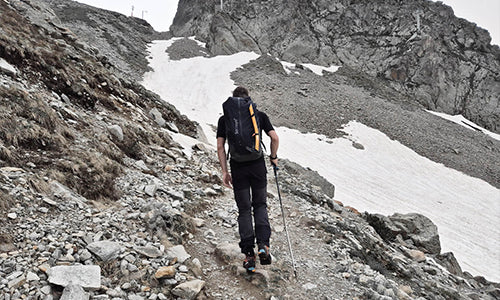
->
[171, 0, 500, 133]
[0, 1, 499, 300]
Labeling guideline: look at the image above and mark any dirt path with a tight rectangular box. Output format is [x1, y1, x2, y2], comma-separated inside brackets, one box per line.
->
[185, 163, 360, 299]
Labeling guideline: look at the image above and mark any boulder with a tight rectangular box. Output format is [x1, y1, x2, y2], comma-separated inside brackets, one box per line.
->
[367, 213, 441, 254]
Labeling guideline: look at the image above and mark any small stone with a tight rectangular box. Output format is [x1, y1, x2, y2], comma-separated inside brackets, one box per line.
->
[149, 108, 166, 127]
[26, 271, 40, 282]
[204, 188, 217, 196]
[165, 245, 191, 263]
[42, 198, 58, 206]
[405, 249, 426, 262]
[41, 285, 52, 295]
[8, 275, 26, 288]
[157, 293, 168, 300]
[135, 246, 162, 258]
[179, 265, 188, 273]
[60, 284, 89, 300]
[39, 263, 51, 273]
[121, 282, 132, 290]
[144, 185, 157, 197]
[303, 282, 317, 290]
[79, 249, 92, 261]
[107, 125, 124, 141]
[154, 266, 176, 279]
[166, 122, 179, 133]
[192, 218, 205, 227]
[171, 279, 205, 300]
[87, 240, 124, 262]
[7, 213, 17, 219]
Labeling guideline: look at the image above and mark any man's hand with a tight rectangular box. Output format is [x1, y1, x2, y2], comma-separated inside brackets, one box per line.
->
[270, 157, 278, 167]
[222, 171, 233, 189]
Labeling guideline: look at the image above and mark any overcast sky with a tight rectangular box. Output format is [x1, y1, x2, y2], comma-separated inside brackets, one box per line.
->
[73, 0, 499, 45]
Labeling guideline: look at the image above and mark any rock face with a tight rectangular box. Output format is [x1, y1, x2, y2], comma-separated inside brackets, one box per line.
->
[366, 213, 441, 254]
[172, 0, 500, 133]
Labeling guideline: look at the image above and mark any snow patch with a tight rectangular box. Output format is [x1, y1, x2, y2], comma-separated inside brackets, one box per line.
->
[279, 59, 339, 75]
[302, 63, 340, 75]
[427, 110, 500, 141]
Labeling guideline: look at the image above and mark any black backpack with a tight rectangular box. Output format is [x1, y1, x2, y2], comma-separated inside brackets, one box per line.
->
[222, 96, 263, 162]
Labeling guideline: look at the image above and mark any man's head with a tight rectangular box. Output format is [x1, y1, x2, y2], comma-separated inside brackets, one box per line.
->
[233, 86, 249, 98]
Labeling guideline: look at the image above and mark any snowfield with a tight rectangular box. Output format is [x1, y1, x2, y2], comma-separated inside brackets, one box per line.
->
[142, 39, 500, 282]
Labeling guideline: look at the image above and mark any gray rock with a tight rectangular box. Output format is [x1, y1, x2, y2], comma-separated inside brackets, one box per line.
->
[166, 245, 191, 263]
[435, 252, 463, 276]
[144, 185, 158, 197]
[367, 213, 441, 254]
[134, 246, 163, 258]
[79, 249, 92, 262]
[26, 271, 40, 282]
[60, 284, 89, 300]
[214, 242, 242, 264]
[7, 274, 25, 289]
[41, 285, 52, 295]
[149, 108, 166, 127]
[166, 122, 179, 133]
[47, 265, 101, 289]
[87, 241, 124, 262]
[107, 125, 124, 141]
[171, 279, 205, 300]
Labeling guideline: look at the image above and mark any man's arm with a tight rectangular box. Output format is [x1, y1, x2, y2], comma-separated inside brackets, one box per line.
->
[217, 137, 232, 188]
[267, 130, 279, 166]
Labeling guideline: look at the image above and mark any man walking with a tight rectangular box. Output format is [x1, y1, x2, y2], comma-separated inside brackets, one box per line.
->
[216, 86, 279, 273]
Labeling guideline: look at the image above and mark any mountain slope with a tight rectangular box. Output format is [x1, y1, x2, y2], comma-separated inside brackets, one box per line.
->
[171, 0, 500, 134]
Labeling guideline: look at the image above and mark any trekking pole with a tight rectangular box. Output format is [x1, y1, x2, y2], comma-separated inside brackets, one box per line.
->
[272, 164, 298, 278]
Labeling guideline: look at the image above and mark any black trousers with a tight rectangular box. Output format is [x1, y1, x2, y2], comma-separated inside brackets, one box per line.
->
[230, 159, 271, 255]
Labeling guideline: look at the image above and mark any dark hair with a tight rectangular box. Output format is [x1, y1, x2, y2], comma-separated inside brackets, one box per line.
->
[233, 86, 249, 98]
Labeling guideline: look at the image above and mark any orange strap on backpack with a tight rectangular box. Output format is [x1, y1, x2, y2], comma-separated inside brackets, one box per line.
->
[248, 104, 260, 151]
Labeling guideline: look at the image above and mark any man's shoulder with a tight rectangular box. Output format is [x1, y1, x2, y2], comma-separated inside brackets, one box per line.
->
[257, 110, 269, 119]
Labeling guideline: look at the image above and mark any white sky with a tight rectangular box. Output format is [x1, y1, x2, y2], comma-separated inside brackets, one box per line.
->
[73, 0, 500, 45]
[142, 39, 500, 281]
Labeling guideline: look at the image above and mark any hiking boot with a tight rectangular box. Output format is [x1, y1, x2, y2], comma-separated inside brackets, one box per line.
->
[258, 245, 272, 265]
[243, 254, 256, 273]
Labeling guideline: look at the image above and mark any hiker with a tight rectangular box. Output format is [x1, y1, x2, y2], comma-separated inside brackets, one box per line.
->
[216, 86, 279, 273]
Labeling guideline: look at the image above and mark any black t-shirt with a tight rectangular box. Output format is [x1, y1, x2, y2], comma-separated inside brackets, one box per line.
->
[217, 111, 275, 168]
